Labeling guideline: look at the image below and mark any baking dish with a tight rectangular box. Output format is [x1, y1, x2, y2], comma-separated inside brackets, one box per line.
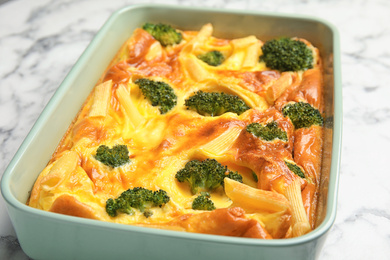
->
[1, 4, 342, 260]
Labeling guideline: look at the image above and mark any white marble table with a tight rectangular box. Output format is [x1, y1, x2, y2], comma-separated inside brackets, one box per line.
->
[1, 0, 390, 259]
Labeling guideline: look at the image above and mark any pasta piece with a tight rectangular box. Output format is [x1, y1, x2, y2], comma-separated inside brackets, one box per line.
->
[256, 210, 292, 239]
[291, 68, 323, 112]
[116, 84, 144, 129]
[266, 72, 293, 104]
[49, 194, 97, 219]
[231, 36, 258, 49]
[145, 41, 164, 61]
[284, 179, 311, 237]
[40, 151, 79, 191]
[181, 56, 212, 82]
[88, 80, 113, 117]
[225, 36, 260, 70]
[242, 40, 261, 68]
[126, 28, 156, 64]
[182, 23, 213, 53]
[293, 125, 323, 227]
[180, 24, 215, 81]
[301, 182, 317, 228]
[198, 126, 242, 157]
[274, 68, 323, 111]
[224, 178, 291, 213]
[71, 117, 107, 144]
[293, 125, 323, 184]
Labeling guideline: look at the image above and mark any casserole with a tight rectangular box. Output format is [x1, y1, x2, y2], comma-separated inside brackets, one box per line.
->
[1, 4, 341, 259]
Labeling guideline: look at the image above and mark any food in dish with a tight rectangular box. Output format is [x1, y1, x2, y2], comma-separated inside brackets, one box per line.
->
[28, 22, 324, 239]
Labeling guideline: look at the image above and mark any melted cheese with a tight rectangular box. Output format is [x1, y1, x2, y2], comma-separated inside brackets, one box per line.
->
[28, 23, 324, 238]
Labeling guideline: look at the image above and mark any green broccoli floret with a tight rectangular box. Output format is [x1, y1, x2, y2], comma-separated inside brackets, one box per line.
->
[252, 171, 258, 183]
[175, 159, 243, 194]
[282, 102, 323, 129]
[106, 187, 170, 217]
[197, 50, 225, 66]
[135, 78, 177, 114]
[184, 91, 250, 117]
[142, 23, 182, 47]
[192, 192, 216, 211]
[142, 210, 154, 218]
[95, 144, 130, 168]
[260, 38, 313, 72]
[246, 121, 288, 142]
[226, 171, 243, 183]
[285, 161, 305, 178]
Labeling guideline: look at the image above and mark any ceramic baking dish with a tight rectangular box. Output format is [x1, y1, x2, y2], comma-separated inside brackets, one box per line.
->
[1, 4, 342, 260]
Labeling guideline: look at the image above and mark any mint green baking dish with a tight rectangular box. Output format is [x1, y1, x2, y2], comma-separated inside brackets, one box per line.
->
[1, 4, 342, 260]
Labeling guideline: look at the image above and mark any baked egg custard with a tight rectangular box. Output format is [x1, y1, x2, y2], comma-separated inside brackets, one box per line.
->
[28, 23, 324, 239]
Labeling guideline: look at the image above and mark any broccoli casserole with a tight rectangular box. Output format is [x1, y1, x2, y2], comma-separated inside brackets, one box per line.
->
[28, 22, 324, 239]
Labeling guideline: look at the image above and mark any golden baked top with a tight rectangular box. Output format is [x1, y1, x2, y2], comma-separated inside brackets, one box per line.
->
[28, 23, 324, 239]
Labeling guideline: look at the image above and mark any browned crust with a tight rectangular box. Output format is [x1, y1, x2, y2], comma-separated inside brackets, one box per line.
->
[301, 183, 318, 228]
[49, 194, 97, 220]
[27, 25, 325, 239]
[167, 207, 272, 239]
[293, 126, 323, 184]
[292, 68, 324, 112]
[274, 68, 323, 112]
[293, 126, 323, 227]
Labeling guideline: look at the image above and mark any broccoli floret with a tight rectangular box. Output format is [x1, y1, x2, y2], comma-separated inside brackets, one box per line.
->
[142, 23, 182, 47]
[226, 171, 243, 183]
[175, 159, 243, 194]
[282, 102, 323, 129]
[246, 121, 288, 142]
[260, 38, 313, 72]
[192, 192, 216, 211]
[252, 171, 258, 183]
[135, 78, 177, 114]
[106, 187, 170, 217]
[95, 144, 130, 168]
[184, 91, 250, 117]
[142, 210, 154, 218]
[197, 50, 225, 66]
[285, 161, 305, 179]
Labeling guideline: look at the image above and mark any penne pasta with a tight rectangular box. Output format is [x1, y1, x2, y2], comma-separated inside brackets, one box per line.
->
[284, 179, 311, 237]
[242, 41, 261, 69]
[198, 126, 243, 157]
[182, 23, 213, 54]
[88, 80, 113, 118]
[266, 72, 293, 104]
[145, 41, 164, 61]
[225, 36, 260, 70]
[224, 178, 291, 213]
[231, 36, 258, 49]
[291, 68, 323, 112]
[293, 125, 323, 184]
[28, 22, 324, 240]
[116, 84, 144, 129]
[181, 56, 213, 82]
[40, 150, 79, 191]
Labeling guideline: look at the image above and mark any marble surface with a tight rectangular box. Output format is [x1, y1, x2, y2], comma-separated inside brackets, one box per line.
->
[1, 0, 390, 259]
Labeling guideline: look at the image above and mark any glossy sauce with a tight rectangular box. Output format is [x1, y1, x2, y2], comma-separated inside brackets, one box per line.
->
[28, 24, 324, 239]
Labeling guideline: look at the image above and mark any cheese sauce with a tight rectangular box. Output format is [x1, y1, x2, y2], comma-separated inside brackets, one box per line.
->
[28, 23, 324, 238]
